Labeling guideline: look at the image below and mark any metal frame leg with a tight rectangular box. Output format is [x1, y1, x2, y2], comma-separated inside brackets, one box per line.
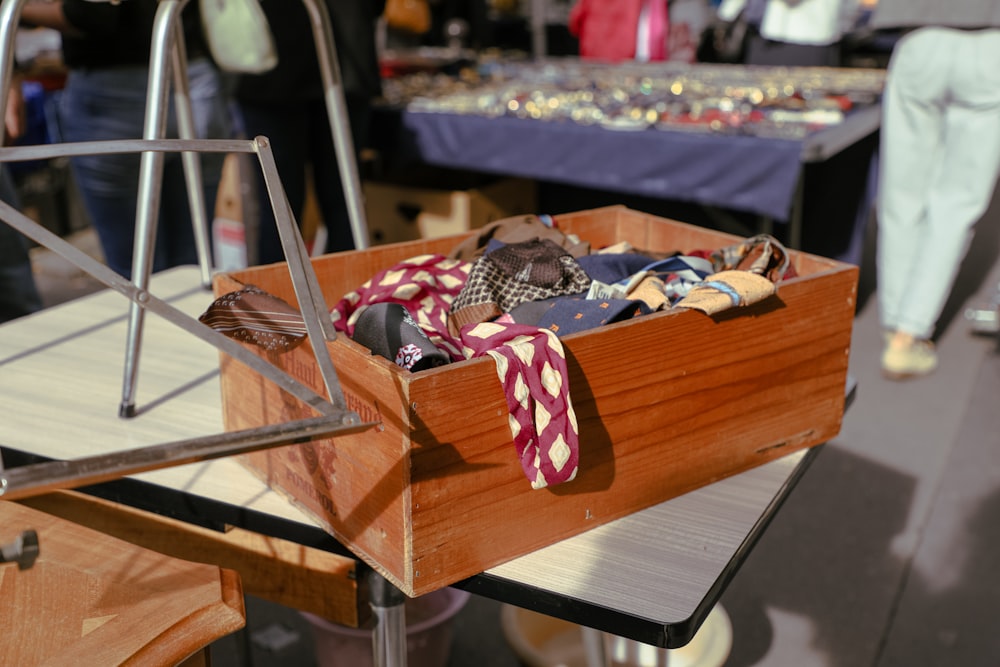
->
[123, 0, 372, 416]
[301, 0, 370, 251]
[121, 0, 213, 417]
[0, 0, 32, 146]
[171, 18, 214, 286]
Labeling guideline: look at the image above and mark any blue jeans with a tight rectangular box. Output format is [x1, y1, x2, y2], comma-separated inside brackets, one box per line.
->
[0, 166, 42, 323]
[56, 60, 231, 278]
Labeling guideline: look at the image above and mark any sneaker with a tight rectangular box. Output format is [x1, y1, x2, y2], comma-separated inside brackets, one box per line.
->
[881, 338, 938, 380]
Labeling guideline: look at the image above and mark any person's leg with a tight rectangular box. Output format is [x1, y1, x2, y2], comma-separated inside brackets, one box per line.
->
[237, 101, 309, 264]
[57, 68, 149, 278]
[876, 29, 949, 335]
[307, 95, 369, 253]
[58, 64, 232, 277]
[156, 156, 201, 272]
[0, 166, 42, 322]
[157, 59, 231, 271]
[893, 29, 1000, 340]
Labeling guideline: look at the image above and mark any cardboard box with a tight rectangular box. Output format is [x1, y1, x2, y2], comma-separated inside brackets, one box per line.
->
[363, 177, 537, 245]
[213, 206, 858, 597]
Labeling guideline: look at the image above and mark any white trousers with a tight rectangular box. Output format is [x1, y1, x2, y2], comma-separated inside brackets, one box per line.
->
[877, 27, 1000, 339]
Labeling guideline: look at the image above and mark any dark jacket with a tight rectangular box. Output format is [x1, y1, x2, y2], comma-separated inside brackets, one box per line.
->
[234, 0, 385, 104]
[60, 0, 208, 69]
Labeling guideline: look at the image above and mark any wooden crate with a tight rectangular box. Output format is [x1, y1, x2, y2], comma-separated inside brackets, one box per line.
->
[213, 206, 858, 597]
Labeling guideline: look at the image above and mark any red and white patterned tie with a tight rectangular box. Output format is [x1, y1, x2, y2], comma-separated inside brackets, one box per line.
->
[461, 321, 579, 490]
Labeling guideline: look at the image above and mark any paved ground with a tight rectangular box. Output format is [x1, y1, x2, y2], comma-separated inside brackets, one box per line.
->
[718, 197, 1000, 667]
[25, 188, 1000, 666]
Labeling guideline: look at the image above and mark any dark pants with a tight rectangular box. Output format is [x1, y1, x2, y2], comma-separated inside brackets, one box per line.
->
[0, 166, 42, 323]
[745, 34, 843, 67]
[237, 95, 370, 265]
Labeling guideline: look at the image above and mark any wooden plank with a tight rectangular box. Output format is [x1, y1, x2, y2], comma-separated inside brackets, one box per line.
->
[18, 491, 365, 627]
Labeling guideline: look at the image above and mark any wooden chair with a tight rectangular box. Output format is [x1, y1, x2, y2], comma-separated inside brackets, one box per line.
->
[0, 501, 246, 666]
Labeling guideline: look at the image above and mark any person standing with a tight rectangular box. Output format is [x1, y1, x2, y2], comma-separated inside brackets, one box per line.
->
[569, 0, 714, 63]
[872, 0, 1000, 379]
[232, 0, 384, 265]
[715, 0, 858, 67]
[20, 0, 232, 279]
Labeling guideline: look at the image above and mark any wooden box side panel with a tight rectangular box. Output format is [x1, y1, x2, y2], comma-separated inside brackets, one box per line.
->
[557, 205, 738, 253]
[216, 334, 417, 587]
[399, 263, 858, 595]
[219, 207, 851, 312]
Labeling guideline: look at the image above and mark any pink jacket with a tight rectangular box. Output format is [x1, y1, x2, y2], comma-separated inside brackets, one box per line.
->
[568, 0, 645, 61]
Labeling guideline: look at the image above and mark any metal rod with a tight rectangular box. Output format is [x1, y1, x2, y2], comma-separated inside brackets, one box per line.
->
[0, 0, 29, 150]
[369, 571, 408, 667]
[255, 136, 348, 410]
[170, 12, 214, 288]
[120, 0, 188, 419]
[531, 0, 547, 60]
[0, 138, 255, 161]
[301, 0, 371, 250]
[0, 416, 370, 502]
[581, 626, 609, 667]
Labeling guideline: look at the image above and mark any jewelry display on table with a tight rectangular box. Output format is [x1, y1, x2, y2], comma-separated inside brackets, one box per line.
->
[379, 57, 885, 139]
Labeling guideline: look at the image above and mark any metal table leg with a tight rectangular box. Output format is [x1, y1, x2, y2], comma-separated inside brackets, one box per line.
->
[369, 571, 408, 667]
[581, 626, 609, 667]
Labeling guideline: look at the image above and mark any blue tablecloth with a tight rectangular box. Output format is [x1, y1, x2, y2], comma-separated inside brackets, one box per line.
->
[396, 110, 867, 223]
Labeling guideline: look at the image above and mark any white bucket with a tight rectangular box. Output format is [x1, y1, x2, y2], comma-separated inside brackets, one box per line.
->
[302, 588, 470, 667]
[500, 603, 732, 667]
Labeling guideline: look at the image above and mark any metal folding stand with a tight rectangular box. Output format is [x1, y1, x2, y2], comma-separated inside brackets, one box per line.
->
[116, 0, 372, 420]
[0, 0, 375, 461]
[0, 0, 368, 417]
[119, 0, 215, 420]
[0, 134, 373, 489]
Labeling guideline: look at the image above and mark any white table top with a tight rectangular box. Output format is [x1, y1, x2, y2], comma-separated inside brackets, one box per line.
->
[0, 266, 816, 648]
